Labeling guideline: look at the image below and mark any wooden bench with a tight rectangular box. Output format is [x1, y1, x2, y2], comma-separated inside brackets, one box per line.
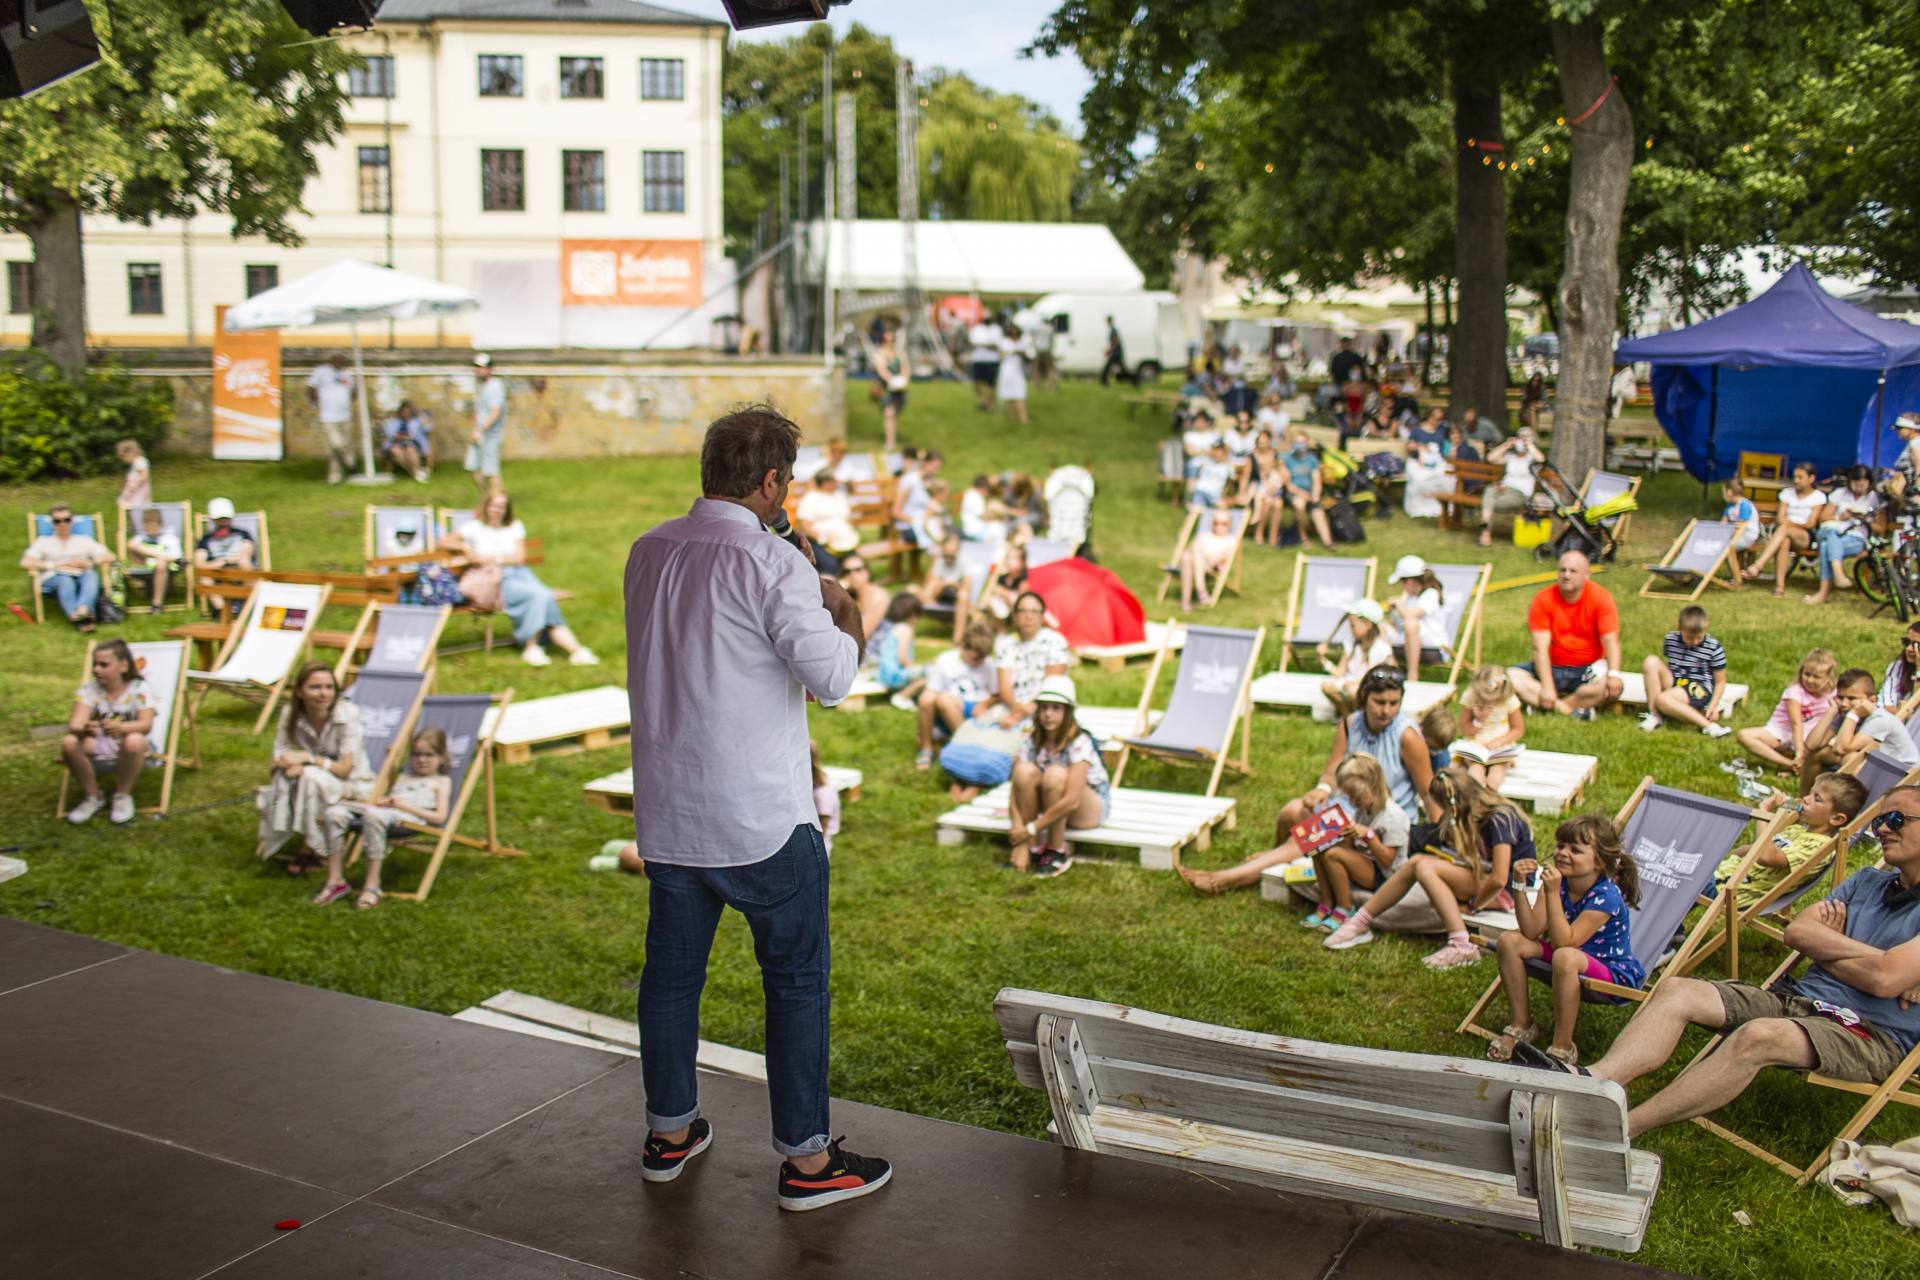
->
[936, 784, 1235, 871]
[1120, 390, 1183, 418]
[995, 988, 1661, 1251]
[168, 566, 403, 667]
[583, 765, 862, 813]
[1501, 747, 1600, 815]
[1437, 459, 1506, 532]
[493, 685, 630, 764]
[366, 542, 573, 652]
[1250, 670, 1456, 721]
[1614, 671, 1751, 717]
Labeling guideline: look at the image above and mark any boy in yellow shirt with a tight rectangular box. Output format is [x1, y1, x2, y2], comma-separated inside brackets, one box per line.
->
[1714, 772, 1876, 912]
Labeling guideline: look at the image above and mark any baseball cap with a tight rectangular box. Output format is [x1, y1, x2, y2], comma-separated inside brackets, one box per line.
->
[1032, 675, 1079, 707]
[1388, 554, 1428, 583]
[472, 353, 493, 368]
[1344, 598, 1386, 626]
[207, 497, 235, 519]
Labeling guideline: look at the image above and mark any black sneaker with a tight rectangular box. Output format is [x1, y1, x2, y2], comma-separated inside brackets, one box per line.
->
[1031, 850, 1072, 879]
[777, 1138, 892, 1212]
[641, 1118, 712, 1183]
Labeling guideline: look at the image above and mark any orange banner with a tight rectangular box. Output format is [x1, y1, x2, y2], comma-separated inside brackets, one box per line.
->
[212, 304, 284, 461]
[561, 239, 703, 308]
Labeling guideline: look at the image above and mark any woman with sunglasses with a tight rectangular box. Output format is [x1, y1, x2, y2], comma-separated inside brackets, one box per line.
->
[21, 503, 115, 632]
[1878, 622, 1920, 713]
[1269, 666, 1441, 844]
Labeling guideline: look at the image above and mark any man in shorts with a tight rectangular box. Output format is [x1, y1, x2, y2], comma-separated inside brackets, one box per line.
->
[465, 353, 506, 499]
[966, 320, 1002, 412]
[1508, 548, 1622, 720]
[1537, 785, 1920, 1140]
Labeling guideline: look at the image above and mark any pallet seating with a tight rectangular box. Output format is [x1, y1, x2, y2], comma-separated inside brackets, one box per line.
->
[54, 640, 196, 818]
[583, 764, 862, 814]
[1498, 748, 1602, 816]
[1076, 620, 1185, 672]
[1642, 519, 1742, 601]
[1613, 671, 1750, 717]
[995, 988, 1661, 1250]
[493, 685, 631, 764]
[936, 784, 1236, 871]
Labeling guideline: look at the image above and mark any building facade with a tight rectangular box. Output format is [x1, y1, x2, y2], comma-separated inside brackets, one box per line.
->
[0, 0, 729, 350]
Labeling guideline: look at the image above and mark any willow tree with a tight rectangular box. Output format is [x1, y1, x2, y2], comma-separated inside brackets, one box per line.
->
[917, 75, 1079, 221]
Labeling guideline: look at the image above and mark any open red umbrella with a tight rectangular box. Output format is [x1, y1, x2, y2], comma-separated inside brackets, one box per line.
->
[1025, 557, 1147, 649]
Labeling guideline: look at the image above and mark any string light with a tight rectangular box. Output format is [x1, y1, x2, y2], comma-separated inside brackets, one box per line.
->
[1482, 154, 1492, 165]
[1466, 136, 1476, 147]
[1542, 143, 1551, 153]
[1742, 143, 1751, 153]
[1497, 160, 1507, 170]
[850, 68, 862, 79]
[919, 97, 929, 107]
[987, 121, 998, 130]
[1556, 115, 1566, 126]
[1526, 156, 1536, 166]
[1847, 143, 1855, 154]
[1645, 137, 1654, 148]
[1195, 160, 1205, 170]
[1263, 162, 1274, 173]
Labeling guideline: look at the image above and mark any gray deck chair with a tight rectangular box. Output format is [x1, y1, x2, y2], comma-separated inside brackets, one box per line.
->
[792, 445, 825, 481]
[1460, 778, 1759, 1038]
[1414, 562, 1491, 686]
[1112, 624, 1266, 797]
[365, 504, 439, 566]
[337, 601, 450, 680]
[1025, 537, 1076, 568]
[121, 500, 194, 611]
[1642, 519, 1740, 601]
[362, 691, 520, 902]
[1276, 554, 1377, 671]
[344, 669, 430, 784]
[922, 539, 1003, 625]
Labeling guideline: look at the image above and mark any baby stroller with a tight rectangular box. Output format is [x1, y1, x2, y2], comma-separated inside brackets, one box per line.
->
[1320, 443, 1391, 521]
[1528, 460, 1636, 562]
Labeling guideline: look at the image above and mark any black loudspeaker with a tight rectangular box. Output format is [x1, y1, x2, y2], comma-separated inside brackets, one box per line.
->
[721, 0, 849, 31]
[0, 0, 100, 99]
[279, 0, 380, 38]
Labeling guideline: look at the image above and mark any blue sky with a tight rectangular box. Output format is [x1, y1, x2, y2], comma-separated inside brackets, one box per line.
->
[662, 0, 1090, 131]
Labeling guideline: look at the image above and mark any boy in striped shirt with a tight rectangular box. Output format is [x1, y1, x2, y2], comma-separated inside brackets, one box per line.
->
[1639, 605, 1732, 738]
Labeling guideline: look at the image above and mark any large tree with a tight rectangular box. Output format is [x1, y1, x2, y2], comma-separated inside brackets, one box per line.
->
[0, 1, 351, 374]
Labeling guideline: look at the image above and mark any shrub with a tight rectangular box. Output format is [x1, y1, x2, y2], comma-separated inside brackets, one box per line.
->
[0, 351, 172, 484]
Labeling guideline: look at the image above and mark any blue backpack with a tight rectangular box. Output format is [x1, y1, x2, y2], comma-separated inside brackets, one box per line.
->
[413, 563, 464, 607]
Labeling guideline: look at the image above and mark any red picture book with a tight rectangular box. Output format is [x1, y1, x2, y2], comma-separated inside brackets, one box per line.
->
[1291, 805, 1355, 856]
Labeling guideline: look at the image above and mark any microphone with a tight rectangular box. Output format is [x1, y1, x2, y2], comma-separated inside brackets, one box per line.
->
[767, 509, 809, 554]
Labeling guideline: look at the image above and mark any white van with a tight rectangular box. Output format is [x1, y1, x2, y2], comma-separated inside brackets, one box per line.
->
[1025, 291, 1186, 383]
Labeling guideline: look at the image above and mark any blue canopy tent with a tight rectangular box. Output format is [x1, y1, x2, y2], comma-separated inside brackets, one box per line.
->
[1615, 263, 1920, 481]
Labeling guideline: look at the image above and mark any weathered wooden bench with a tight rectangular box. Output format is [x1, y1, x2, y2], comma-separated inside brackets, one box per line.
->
[1437, 458, 1506, 532]
[995, 988, 1661, 1251]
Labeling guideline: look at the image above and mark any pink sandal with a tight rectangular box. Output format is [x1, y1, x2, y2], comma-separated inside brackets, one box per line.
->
[311, 881, 353, 906]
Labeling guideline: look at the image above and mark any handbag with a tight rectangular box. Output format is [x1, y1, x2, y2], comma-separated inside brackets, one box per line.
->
[414, 562, 465, 607]
[457, 562, 504, 612]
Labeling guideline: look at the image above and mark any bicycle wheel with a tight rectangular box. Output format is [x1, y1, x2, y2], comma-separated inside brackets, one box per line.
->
[1855, 552, 1905, 619]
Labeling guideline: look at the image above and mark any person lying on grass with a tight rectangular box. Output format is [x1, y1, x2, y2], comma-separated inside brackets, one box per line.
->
[1734, 646, 1836, 775]
[1487, 814, 1644, 1068]
[1637, 604, 1733, 739]
[1712, 773, 1875, 916]
[1797, 667, 1920, 796]
[1006, 676, 1109, 880]
[1177, 752, 1405, 900]
[315, 727, 453, 910]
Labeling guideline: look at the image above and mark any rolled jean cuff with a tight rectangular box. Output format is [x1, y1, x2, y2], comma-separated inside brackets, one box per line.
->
[646, 1104, 700, 1134]
[775, 1131, 831, 1159]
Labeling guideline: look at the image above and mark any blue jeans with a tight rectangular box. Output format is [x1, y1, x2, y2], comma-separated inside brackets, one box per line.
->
[639, 823, 831, 1158]
[1816, 529, 1866, 582]
[42, 569, 100, 619]
[500, 565, 565, 645]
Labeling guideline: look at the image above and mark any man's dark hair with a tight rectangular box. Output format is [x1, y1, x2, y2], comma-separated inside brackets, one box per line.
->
[702, 403, 801, 498]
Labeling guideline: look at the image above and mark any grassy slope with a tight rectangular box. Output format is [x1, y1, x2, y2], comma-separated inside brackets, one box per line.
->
[1, 380, 1912, 1276]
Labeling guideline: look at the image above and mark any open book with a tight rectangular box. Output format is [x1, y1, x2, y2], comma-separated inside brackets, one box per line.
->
[1450, 739, 1523, 766]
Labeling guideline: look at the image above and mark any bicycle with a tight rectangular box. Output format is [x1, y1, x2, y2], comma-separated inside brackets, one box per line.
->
[1852, 515, 1920, 621]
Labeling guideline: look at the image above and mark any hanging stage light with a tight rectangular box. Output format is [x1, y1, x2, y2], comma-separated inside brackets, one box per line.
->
[721, 0, 851, 30]
[0, 0, 99, 99]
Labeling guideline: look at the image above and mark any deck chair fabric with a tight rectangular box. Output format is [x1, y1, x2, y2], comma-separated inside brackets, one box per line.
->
[352, 602, 449, 676]
[1642, 520, 1741, 600]
[1423, 562, 1491, 685]
[25, 511, 106, 623]
[56, 639, 195, 818]
[120, 502, 194, 610]
[924, 540, 1003, 622]
[367, 505, 438, 562]
[368, 692, 519, 902]
[1156, 506, 1251, 603]
[792, 445, 826, 481]
[1851, 749, 1916, 812]
[342, 669, 429, 785]
[188, 582, 329, 734]
[1115, 624, 1264, 797]
[1278, 555, 1376, 669]
[1024, 537, 1076, 569]
[1688, 805, 1868, 983]
[193, 511, 272, 570]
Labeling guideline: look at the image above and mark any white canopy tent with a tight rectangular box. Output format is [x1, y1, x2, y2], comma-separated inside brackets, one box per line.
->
[223, 260, 481, 483]
[805, 219, 1145, 296]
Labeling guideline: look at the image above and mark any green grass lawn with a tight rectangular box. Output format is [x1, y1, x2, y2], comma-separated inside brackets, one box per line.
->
[3, 380, 1913, 1276]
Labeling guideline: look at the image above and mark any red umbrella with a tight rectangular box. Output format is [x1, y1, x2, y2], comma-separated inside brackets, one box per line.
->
[1025, 557, 1147, 649]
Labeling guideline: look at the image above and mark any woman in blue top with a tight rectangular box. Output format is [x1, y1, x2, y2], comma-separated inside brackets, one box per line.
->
[1272, 665, 1438, 842]
[1488, 813, 1643, 1069]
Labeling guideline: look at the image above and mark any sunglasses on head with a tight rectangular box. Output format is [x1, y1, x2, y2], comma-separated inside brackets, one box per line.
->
[1370, 668, 1407, 688]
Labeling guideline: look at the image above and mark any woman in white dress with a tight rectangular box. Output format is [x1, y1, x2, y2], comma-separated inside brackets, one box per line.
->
[996, 323, 1033, 425]
[1402, 437, 1452, 518]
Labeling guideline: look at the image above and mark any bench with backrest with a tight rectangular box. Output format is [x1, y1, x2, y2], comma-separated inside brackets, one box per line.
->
[996, 988, 1660, 1251]
[1437, 459, 1507, 532]
[169, 566, 403, 667]
[366, 540, 571, 652]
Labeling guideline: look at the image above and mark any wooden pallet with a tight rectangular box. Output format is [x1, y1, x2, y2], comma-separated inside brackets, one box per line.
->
[936, 783, 1236, 871]
[836, 674, 890, 712]
[1612, 671, 1750, 716]
[492, 685, 630, 765]
[1500, 748, 1599, 816]
[1076, 622, 1186, 672]
[1249, 671, 1457, 722]
[584, 765, 863, 814]
[452, 990, 766, 1081]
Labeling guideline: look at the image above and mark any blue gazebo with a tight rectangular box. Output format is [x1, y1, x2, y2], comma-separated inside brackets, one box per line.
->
[1616, 263, 1920, 481]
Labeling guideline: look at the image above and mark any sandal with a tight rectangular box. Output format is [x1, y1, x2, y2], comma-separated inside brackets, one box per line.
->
[1487, 1022, 1538, 1063]
[311, 881, 353, 906]
[356, 887, 382, 910]
[915, 748, 934, 771]
[1545, 1042, 1580, 1068]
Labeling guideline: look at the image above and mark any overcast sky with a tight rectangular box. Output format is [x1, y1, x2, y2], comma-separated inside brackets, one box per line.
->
[663, 0, 1090, 131]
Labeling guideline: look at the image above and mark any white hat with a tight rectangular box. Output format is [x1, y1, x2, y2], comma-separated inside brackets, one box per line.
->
[1388, 554, 1428, 583]
[206, 497, 235, 519]
[472, 352, 493, 368]
[1344, 598, 1386, 626]
[1898, 411, 1920, 432]
[1032, 674, 1079, 707]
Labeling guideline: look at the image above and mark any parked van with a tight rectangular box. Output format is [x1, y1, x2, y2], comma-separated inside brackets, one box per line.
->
[1023, 291, 1186, 383]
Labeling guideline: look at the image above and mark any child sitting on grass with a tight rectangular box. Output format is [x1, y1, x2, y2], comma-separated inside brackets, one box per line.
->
[1180, 752, 1407, 899]
[868, 592, 927, 709]
[1487, 813, 1643, 1068]
[316, 727, 453, 909]
[1315, 599, 1393, 718]
[1735, 647, 1836, 773]
[1299, 754, 1411, 929]
[1421, 704, 1458, 775]
[1451, 664, 1526, 788]
[1714, 774, 1874, 913]
[1324, 765, 1535, 968]
[1637, 604, 1731, 737]
[1007, 676, 1109, 879]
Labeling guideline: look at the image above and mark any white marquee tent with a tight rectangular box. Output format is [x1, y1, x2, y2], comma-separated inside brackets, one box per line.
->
[805, 219, 1145, 296]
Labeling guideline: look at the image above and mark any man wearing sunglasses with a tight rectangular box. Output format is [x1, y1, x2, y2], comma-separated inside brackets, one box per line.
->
[1559, 787, 1920, 1139]
[20, 503, 115, 633]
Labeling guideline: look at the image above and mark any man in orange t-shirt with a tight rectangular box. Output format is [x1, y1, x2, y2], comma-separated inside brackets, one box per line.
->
[1508, 549, 1623, 719]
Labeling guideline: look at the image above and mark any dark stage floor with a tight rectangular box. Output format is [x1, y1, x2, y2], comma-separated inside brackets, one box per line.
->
[0, 916, 1681, 1278]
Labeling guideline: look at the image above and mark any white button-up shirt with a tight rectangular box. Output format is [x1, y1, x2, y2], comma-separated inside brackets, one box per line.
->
[624, 498, 859, 866]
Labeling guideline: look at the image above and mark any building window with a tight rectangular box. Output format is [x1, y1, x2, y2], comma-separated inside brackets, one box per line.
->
[478, 55, 522, 97]
[5, 261, 28, 315]
[563, 150, 605, 212]
[643, 150, 685, 213]
[244, 264, 279, 297]
[348, 55, 394, 98]
[640, 58, 684, 100]
[128, 263, 163, 316]
[559, 56, 603, 99]
[481, 148, 525, 212]
[358, 145, 392, 213]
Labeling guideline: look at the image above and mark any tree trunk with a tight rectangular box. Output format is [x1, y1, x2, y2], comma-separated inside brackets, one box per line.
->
[1450, 78, 1510, 430]
[1549, 20, 1632, 485]
[27, 195, 87, 377]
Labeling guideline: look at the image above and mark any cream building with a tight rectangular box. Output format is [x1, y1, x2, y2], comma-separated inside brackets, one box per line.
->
[0, 0, 730, 350]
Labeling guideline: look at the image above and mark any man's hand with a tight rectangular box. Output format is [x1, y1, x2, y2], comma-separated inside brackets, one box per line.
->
[790, 527, 818, 567]
[819, 574, 863, 651]
[1810, 898, 1848, 933]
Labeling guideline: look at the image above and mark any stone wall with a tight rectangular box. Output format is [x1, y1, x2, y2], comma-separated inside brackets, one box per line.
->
[136, 352, 846, 462]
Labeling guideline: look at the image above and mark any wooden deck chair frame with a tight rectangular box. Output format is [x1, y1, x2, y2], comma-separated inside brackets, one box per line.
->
[1579, 469, 1643, 545]
[118, 501, 197, 613]
[334, 600, 451, 683]
[363, 504, 440, 565]
[1680, 947, 1920, 1183]
[1155, 505, 1252, 604]
[186, 581, 332, 735]
[191, 509, 273, 571]
[54, 639, 198, 818]
[1426, 562, 1492, 690]
[1276, 554, 1378, 673]
[1111, 621, 1265, 797]
[23, 509, 107, 624]
[1640, 519, 1743, 601]
[1458, 777, 1765, 1038]
[353, 689, 525, 903]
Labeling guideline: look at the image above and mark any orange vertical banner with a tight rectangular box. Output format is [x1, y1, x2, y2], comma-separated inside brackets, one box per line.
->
[212, 304, 284, 461]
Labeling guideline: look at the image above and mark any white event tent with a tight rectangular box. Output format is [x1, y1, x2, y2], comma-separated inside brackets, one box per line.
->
[805, 219, 1145, 296]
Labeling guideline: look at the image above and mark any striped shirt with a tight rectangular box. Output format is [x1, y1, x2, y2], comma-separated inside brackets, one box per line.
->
[1663, 631, 1726, 688]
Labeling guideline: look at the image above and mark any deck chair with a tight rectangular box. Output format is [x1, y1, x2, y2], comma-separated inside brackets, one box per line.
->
[55, 639, 197, 819]
[1275, 554, 1377, 672]
[1419, 562, 1492, 689]
[186, 581, 331, 735]
[334, 601, 450, 681]
[259, 667, 431, 863]
[921, 538, 1002, 634]
[23, 510, 106, 623]
[364, 504, 438, 567]
[356, 691, 522, 903]
[118, 501, 195, 612]
[792, 445, 826, 481]
[1581, 470, 1642, 546]
[1112, 623, 1265, 797]
[1155, 506, 1251, 604]
[1459, 778, 1760, 1040]
[190, 509, 272, 570]
[1156, 438, 1185, 503]
[1024, 537, 1075, 569]
[1681, 947, 1920, 1184]
[1641, 519, 1742, 601]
